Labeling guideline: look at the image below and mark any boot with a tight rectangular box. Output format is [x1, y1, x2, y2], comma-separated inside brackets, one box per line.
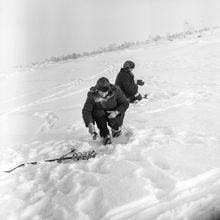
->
[103, 135, 112, 145]
[111, 128, 122, 138]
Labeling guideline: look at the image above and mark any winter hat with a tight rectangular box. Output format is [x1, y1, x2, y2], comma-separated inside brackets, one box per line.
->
[96, 77, 110, 92]
[123, 60, 135, 70]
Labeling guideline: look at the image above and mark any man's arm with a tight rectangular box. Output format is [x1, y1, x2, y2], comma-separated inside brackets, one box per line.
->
[82, 93, 94, 127]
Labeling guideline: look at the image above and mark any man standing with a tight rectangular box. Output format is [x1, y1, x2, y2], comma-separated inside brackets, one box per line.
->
[82, 77, 129, 145]
[115, 60, 145, 103]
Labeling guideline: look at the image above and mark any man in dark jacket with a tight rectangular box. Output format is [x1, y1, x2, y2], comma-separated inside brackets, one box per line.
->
[115, 60, 145, 103]
[82, 77, 129, 145]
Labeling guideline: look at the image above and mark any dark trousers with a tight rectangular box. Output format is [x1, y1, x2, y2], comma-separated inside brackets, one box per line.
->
[93, 109, 125, 138]
[127, 95, 136, 103]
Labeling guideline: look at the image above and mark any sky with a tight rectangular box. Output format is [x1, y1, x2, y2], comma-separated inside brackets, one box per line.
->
[0, 0, 220, 68]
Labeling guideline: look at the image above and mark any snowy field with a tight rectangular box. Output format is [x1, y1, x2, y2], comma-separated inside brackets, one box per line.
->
[1, 30, 220, 220]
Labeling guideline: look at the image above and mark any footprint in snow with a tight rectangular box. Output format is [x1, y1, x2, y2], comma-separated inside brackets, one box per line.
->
[135, 159, 176, 197]
[33, 112, 59, 135]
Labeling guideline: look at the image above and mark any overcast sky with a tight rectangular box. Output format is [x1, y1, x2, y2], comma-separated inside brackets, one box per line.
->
[0, 0, 220, 68]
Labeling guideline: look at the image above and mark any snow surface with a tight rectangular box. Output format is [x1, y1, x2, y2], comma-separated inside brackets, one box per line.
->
[1, 31, 220, 220]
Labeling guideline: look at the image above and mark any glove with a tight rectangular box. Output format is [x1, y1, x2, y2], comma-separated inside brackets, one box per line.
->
[136, 79, 145, 86]
[88, 123, 96, 135]
[107, 110, 119, 119]
[143, 94, 148, 99]
[134, 93, 142, 101]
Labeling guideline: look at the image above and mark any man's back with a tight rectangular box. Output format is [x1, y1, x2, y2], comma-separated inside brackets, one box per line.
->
[115, 68, 138, 98]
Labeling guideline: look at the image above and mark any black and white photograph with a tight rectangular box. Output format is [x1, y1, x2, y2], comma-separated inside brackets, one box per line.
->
[1, 0, 220, 219]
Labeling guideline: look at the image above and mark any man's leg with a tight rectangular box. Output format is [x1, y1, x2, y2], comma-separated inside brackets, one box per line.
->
[94, 116, 112, 145]
[108, 112, 125, 129]
[108, 113, 125, 137]
[94, 115, 109, 138]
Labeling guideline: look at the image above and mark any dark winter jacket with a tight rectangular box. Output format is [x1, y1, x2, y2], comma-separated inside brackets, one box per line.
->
[82, 84, 129, 127]
[115, 68, 138, 99]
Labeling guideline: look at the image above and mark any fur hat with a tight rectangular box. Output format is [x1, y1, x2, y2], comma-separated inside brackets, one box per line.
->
[123, 60, 135, 70]
[96, 77, 110, 92]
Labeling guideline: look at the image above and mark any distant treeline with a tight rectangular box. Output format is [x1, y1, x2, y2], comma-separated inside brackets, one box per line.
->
[18, 26, 218, 69]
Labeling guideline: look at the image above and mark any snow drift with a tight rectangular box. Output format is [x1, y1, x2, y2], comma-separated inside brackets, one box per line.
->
[0, 30, 220, 220]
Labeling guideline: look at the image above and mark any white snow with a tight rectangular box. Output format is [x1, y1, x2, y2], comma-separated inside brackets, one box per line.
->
[1, 31, 220, 220]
